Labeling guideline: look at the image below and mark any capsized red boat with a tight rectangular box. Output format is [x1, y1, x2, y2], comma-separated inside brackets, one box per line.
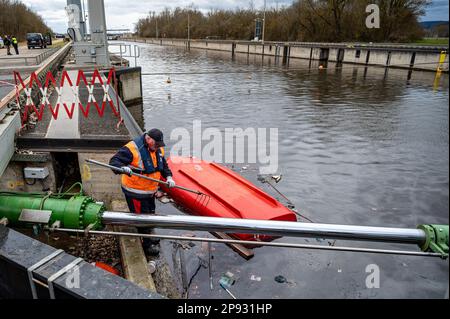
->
[160, 157, 297, 241]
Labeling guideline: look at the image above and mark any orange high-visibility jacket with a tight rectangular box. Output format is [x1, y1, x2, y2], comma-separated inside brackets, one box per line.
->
[121, 140, 165, 195]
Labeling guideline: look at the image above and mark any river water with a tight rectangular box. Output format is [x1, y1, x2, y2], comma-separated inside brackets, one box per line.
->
[119, 42, 449, 298]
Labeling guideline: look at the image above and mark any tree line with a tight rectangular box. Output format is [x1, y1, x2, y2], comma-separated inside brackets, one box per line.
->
[0, 0, 51, 40]
[136, 0, 428, 42]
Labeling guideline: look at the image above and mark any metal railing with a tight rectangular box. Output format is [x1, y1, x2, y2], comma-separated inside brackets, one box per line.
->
[0, 48, 59, 66]
[70, 43, 140, 66]
[0, 42, 72, 113]
[109, 43, 140, 66]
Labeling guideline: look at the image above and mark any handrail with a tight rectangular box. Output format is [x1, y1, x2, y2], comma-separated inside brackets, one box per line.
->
[0, 41, 72, 112]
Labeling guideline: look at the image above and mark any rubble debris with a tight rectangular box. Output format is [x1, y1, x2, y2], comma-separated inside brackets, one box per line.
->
[68, 234, 123, 276]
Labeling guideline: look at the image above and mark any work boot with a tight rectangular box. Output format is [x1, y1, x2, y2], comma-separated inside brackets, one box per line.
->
[142, 236, 160, 248]
[144, 243, 160, 257]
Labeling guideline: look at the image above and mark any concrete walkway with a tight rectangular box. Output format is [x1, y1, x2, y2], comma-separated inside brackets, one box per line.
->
[45, 70, 80, 139]
[0, 40, 63, 68]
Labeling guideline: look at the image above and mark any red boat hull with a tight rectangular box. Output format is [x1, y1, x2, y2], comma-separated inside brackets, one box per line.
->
[160, 157, 297, 242]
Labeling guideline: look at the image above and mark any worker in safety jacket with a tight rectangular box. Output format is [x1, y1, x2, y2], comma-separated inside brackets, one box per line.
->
[109, 129, 176, 256]
[11, 36, 19, 55]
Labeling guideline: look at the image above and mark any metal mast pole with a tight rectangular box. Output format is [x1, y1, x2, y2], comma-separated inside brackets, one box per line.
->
[262, 0, 266, 44]
[187, 10, 190, 50]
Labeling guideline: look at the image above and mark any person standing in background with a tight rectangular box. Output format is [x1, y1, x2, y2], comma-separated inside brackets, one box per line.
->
[11, 36, 19, 55]
[3, 36, 12, 55]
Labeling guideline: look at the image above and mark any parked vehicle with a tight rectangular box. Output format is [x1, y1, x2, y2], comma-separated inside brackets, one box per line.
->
[26, 33, 47, 49]
[107, 34, 120, 40]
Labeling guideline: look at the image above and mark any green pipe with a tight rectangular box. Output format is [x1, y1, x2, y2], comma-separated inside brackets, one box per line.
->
[418, 224, 449, 256]
[0, 193, 104, 230]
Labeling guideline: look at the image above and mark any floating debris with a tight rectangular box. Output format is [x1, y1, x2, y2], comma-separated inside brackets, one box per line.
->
[271, 175, 282, 183]
[274, 275, 287, 283]
[158, 196, 172, 204]
[220, 272, 236, 288]
[250, 275, 261, 282]
[148, 260, 157, 274]
[219, 272, 237, 299]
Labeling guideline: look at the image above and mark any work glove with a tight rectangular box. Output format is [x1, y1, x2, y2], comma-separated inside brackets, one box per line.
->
[166, 176, 176, 188]
[121, 166, 133, 176]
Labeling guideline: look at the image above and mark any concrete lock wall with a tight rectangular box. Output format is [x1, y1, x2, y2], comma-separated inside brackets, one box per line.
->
[343, 49, 370, 64]
[206, 41, 231, 51]
[443, 53, 449, 72]
[414, 51, 448, 72]
[78, 153, 124, 208]
[328, 48, 340, 62]
[128, 37, 447, 72]
[235, 43, 249, 54]
[264, 45, 280, 57]
[312, 48, 322, 60]
[290, 47, 312, 59]
[389, 51, 414, 68]
[0, 154, 57, 193]
[191, 41, 204, 49]
[248, 44, 264, 55]
[367, 50, 391, 67]
[118, 68, 142, 106]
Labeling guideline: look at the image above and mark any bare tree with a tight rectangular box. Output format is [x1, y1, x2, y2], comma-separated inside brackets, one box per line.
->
[135, 1, 428, 43]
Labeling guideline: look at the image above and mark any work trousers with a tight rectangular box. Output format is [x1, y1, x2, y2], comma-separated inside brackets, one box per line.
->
[124, 194, 160, 249]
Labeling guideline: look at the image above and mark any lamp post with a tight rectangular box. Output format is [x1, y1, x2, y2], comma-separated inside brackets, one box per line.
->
[262, 0, 266, 44]
[187, 9, 191, 50]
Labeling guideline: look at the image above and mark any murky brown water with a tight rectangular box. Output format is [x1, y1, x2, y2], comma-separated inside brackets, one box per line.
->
[116, 42, 449, 298]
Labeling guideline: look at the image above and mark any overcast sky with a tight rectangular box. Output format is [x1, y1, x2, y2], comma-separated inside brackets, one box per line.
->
[22, 0, 450, 33]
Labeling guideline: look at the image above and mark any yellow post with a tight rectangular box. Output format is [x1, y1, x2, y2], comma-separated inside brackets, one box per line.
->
[437, 50, 447, 73]
[434, 51, 447, 91]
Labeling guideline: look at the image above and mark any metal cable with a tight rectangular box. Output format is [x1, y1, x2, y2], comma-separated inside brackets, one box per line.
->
[49, 227, 445, 258]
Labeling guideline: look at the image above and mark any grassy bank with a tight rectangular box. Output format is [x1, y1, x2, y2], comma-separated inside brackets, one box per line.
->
[413, 38, 449, 45]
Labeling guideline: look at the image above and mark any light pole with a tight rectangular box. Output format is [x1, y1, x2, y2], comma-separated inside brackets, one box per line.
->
[262, 0, 266, 44]
[187, 9, 190, 50]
